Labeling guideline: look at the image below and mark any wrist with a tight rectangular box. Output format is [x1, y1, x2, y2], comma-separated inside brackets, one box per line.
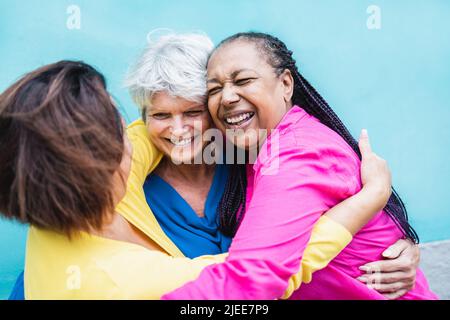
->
[361, 184, 391, 210]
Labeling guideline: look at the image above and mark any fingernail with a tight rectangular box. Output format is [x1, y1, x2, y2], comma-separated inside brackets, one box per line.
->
[361, 129, 368, 137]
[357, 276, 368, 282]
[359, 266, 369, 272]
[383, 249, 392, 257]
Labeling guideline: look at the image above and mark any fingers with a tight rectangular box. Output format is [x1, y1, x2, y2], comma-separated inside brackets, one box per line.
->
[358, 239, 419, 300]
[383, 289, 408, 300]
[366, 281, 407, 294]
[382, 239, 409, 259]
[358, 271, 414, 299]
[357, 271, 414, 285]
[358, 129, 372, 158]
[359, 258, 411, 273]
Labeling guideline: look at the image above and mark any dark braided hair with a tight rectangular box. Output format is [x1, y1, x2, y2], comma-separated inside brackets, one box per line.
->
[218, 161, 247, 237]
[216, 32, 419, 243]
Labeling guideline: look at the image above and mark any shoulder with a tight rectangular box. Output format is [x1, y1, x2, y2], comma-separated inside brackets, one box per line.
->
[293, 110, 357, 159]
[126, 119, 149, 144]
[255, 109, 361, 193]
[126, 119, 162, 170]
[288, 110, 359, 168]
[127, 118, 146, 133]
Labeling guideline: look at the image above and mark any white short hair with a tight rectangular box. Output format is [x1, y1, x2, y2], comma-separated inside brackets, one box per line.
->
[125, 31, 214, 112]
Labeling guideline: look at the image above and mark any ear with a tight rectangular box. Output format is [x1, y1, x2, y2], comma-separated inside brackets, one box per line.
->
[279, 69, 294, 105]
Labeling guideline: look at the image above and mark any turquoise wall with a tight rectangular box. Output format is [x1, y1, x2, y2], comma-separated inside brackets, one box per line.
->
[1, 0, 449, 298]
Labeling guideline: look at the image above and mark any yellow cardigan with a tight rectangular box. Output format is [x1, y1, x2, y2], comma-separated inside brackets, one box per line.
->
[25, 120, 352, 299]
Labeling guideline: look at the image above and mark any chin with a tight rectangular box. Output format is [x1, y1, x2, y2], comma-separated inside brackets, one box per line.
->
[240, 140, 259, 151]
[169, 147, 204, 165]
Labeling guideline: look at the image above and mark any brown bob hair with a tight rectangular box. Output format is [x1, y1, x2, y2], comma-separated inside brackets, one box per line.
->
[0, 61, 124, 236]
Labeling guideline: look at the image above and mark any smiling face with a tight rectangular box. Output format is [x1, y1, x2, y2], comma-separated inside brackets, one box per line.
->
[206, 40, 294, 150]
[145, 91, 212, 163]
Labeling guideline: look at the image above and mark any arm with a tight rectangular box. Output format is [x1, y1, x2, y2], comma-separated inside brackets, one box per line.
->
[282, 129, 393, 298]
[323, 129, 391, 235]
[97, 250, 228, 299]
[287, 130, 419, 300]
[162, 129, 364, 300]
[347, 130, 419, 300]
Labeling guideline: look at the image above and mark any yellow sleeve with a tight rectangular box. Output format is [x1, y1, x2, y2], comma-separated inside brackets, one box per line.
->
[126, 119, 163, 184]
[25, 226, 227, 300]
[96, 249, 227, 299]
[281, 215, 352, 299]
[116, 120, 183, 256]
[100, 216, 349, 300]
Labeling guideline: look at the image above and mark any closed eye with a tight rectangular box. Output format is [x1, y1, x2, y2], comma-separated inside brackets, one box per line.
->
[207, 86, 222, 96]
[207, 87, 222, 96]
[185, 110, 205, 117]
[151, 113, 170, 120]
[235, 78, 254, 86]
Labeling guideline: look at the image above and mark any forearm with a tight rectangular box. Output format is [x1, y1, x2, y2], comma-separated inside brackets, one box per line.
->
[106, 251, 227, 300]
[281, 215, 352, 299]
[324, 186, 388, 236]
[163, 258, 295, 300]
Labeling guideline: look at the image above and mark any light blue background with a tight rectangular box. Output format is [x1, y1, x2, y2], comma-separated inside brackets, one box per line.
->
[0, 0, 449, 299]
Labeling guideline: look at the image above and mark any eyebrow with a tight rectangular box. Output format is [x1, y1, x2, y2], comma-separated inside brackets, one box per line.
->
[207, 68, 254, 84]
[185, 104, 206, 110]
[147, 103, 205, 113]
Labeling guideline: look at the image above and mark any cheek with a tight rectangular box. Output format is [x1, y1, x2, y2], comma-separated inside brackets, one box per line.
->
[207, 98, 220, 121]
[114, 152, 132, 203]
[248, 88, 285, 129]
[186, 114, 211, 130]
[121, 138, 133, 180]
[121, 154, 132, 184]
[256, 105, 283, 131]
[199, 113, 213, 132]
[146, 119, 168, 139]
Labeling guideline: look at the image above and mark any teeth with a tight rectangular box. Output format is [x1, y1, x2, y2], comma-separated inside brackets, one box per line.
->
[226, 112, 253, 125]
[171, 137, 193, 146]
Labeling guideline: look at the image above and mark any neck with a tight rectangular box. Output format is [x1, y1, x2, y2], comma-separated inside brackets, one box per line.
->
[158, 157, 215, 182]
[89, 210, 123, 238]
[90, 211, 161, 251]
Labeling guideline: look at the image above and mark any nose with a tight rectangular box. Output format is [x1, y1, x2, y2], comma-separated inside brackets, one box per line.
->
[221, 83, 240, 107]
[170, 115, 189, 137]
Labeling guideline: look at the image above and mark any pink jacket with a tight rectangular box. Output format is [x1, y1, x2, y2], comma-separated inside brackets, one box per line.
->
[162, 106, 437, 300]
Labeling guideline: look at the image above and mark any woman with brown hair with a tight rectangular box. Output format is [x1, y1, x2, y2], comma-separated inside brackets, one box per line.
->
[0, 60, 221, 298]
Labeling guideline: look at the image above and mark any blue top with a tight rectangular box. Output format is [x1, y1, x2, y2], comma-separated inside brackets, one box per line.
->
[143, 164, 232, 258]
[8, 271, 24, 300]
[9, 164, 232, 299]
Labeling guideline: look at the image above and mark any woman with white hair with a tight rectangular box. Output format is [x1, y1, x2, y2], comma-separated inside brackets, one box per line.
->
[125, 32, 233, 257]
[7, 32, 419, 300]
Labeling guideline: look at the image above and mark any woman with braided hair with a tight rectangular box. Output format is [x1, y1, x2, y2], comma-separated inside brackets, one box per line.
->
[162, 32, 437, 300]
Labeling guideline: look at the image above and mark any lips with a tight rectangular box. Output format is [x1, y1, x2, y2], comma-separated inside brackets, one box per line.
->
[223, 111, 255, 128]
[166, 136, 196, 147]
